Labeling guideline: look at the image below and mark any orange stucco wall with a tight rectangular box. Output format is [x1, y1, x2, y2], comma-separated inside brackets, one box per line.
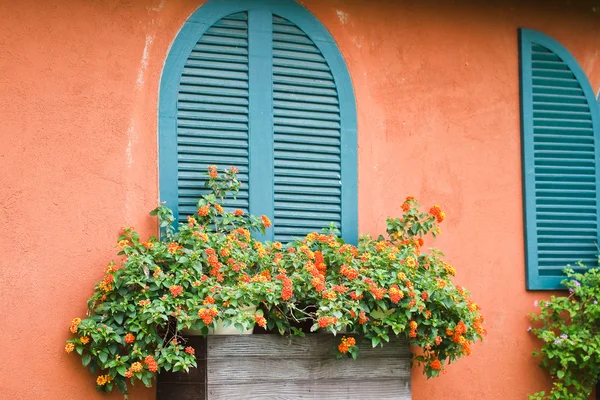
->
[1, 1, 599, 399]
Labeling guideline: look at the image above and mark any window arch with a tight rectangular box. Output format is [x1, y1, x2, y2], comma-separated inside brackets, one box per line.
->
[159, 0, 357, 243]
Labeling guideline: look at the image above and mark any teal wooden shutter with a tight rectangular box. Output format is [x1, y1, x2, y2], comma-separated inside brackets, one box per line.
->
[174, 12, 250, 223]
[160, 0, 357, 243]
[271, 15, 344, 243]
[519, 29, 600, 290]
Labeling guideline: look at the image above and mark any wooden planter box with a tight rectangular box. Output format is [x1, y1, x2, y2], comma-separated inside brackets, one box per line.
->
[157, 334, 411, 400]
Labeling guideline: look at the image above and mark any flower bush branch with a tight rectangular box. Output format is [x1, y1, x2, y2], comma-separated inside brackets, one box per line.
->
[528, 266, 600, 399]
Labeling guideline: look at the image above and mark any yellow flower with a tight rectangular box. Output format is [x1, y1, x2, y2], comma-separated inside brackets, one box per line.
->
[96, 375, 106, 386]
[80, 336, 89, 344]
[65, 343, 75, 353]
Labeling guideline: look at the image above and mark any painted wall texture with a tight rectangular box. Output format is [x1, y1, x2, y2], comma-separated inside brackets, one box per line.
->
[1, 0, 599, 399]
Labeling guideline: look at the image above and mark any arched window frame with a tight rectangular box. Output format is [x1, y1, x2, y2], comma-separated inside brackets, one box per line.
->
[159, 0, 358, 243]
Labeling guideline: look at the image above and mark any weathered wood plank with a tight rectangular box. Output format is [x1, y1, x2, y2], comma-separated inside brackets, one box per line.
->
[207, 356, 410, 383]
[207, 380, 411, 400]
[205, 335, 411, 400]
[206, 334, 410, 359]
[158, 334, 412, 400]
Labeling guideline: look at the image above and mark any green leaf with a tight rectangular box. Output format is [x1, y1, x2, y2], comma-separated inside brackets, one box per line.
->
[557, 370, 565, 379]
[82, 353, 91, 367]
[108, 343, 118, 355]
[371, 336, 380, 348]
[117, 365, 127, 377]
[99, 351, 108, 364]
[113, 313, 123, 325]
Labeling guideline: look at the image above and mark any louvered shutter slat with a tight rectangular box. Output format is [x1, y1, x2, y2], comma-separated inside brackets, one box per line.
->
[520, 29, 600, 290]
[176, 12, 250, 222]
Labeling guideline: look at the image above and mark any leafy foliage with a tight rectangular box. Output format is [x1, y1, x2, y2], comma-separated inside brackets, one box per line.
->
[66, 166, 486, 395]
[528, 266, 600, 400]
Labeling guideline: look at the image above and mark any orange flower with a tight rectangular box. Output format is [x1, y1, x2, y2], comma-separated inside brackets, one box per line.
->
[310, 277, 325, 292]
[389, 285, 404, 304]
[124, 333, 135, 344]
[369, 286, 386, 300]
[96, 375, 107, 386]
[421, 291, 429, 301]
[430, 358, 442, 371]
[198, 205, 210, 217]
[187, 216, 197, 227]
[131, 362, 143, 373]
[254, 314, 267, 328]
[208, 165, 218, 179]
[234, 209, 244, 216]
[214, 204, 224, 214]
[69, 318, 82, 333]
[167, 242, 182, 254]
[281, 281, 293, 301]
[117, 240, 129, 249]
[341, 264, 359, 280]
[408, 320, 418, 337]
[322, 291, 337, 300]
[350, 291, 363, 301]
[429, 205, 445, 223]
[80, 336, 90, 345]
[338, 336, 357, 353]
[185, 346, 195, 355]
[198, 308, 215, 324]
[318, 316, 338, 328]
[358, 311, 369, 324]
[261, 215, 271, 228]
[169, 285, 183, 297]
[65, 343, 75, 353]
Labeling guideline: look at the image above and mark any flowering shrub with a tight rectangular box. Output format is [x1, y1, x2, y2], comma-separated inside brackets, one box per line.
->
[528, 267, 600, 399]
[66, 166, 485, 395]
[271, 196, 486, 377]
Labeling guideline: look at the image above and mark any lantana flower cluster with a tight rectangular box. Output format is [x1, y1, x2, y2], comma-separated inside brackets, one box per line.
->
[66, 166, 485, 395]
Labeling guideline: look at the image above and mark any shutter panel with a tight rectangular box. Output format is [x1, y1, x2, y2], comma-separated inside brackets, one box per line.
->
[520, 29, 600, 290]
[176, 12, 250, 223]
[161, 1, 357, 242]
[271, 15, 343, 243]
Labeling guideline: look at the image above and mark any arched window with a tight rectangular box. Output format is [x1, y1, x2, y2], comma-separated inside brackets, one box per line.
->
[159, 0, 357, 243]
[519, 28, 600, 289]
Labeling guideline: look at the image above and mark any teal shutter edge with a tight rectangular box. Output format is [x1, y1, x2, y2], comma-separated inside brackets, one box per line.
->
[519, 28, 600, 290]
[159, 0, 358, 244]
